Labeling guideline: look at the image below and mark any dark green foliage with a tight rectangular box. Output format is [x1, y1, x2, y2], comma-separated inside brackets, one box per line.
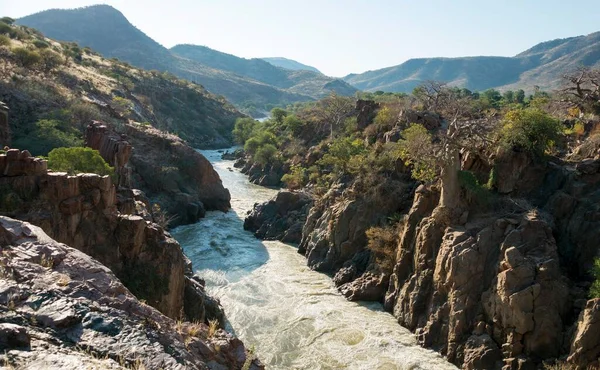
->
[0, 17, 15, 25]
[458, 170, 491, 206]
[233, 117, 257, 144]
[32, 39, 50, 48]
[12, 47, 41, 67]
[12, 119, 83, 156]
[254, 144, 278, 165]
[47, 147, 114, 176]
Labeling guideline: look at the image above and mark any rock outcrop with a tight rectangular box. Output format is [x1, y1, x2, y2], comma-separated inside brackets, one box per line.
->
[85, 121, 132, 187]
[355, 99, 380, 129]
[0, 149, 221, 324]
[0, 101, 9, 147]
[86, 121, 231, 226]
[0, 216, 263, 370]
[244, 191, 313, 243]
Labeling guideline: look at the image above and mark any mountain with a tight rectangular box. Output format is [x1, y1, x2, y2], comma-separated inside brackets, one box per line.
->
[17, 5, 355, 117]
[170, 44, 355, 99]
[344, 31, 600, 93]
[262, 57, 322, 74]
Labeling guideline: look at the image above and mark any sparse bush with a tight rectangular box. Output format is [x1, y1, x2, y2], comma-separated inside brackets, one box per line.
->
[32, 39, 50, 49]
[398, 124, 437, 182]
[47, 147, 114, 177]
[499, 107, 563, 156]
[0, 35, 10, 47]
[38, 49, 63, 72]
[111, 96, 133, 116]
[366, 224, 401, 272]
[12, 47, 41, 68]
[281, 165, 307, 189]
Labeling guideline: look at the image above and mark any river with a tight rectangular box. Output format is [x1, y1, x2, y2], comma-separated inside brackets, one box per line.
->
[171, 149, 457, 370]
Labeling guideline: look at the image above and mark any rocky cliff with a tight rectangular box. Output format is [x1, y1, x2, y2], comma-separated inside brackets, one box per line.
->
[0, 216, 263, 370]
[245, 144, 600, 369]
[0, 148, 221, 325]
[86, 121, 231, 226]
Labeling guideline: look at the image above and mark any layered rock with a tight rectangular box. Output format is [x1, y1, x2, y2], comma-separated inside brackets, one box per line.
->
[86, 121, 231, 226]
[0, 149, 221, 324]
[0, 216, 263, 370]
[244, 191, 313, 243]
[85, 121, 132, 187]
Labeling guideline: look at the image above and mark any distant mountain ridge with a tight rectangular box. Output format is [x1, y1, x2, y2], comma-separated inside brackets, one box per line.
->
[261, 57, 322, 74]
[17, 5, 355, 117]
[344, 31, 600, 93]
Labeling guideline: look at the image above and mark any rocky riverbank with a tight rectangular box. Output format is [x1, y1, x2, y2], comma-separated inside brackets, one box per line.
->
[244, 143, 600, 369]
[0, 216, 263, 370]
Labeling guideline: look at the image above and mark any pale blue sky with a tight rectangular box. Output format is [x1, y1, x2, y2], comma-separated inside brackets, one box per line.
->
[2, 1, 600, 76]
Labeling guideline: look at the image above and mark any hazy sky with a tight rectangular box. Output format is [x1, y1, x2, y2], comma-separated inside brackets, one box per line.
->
[3, 1, 600, 76]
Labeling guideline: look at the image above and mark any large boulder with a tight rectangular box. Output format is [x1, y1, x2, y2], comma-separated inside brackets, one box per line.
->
[244, 191, 313, 244]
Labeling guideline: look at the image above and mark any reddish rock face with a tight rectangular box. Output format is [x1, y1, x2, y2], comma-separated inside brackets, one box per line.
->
[0, 149, 218, 324]
[85, 121, 133, 187]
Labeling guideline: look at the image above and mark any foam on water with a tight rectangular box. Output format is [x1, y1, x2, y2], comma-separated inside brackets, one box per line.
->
[172, 149, 457, 370]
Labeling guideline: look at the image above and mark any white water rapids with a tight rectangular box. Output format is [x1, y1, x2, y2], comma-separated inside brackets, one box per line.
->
[172, 149, 457, 370]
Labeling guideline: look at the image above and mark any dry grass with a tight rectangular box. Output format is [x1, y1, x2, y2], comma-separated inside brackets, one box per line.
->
[207, 319, 219, 338]
[56, 273, 71, 287]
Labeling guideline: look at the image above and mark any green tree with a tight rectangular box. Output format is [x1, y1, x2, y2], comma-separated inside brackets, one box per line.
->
[12, 119, 83, 156]
[47, 147, 114, 177]
[499, 107, 562, 156]
[318, 136, 366, 175]
[398, 124, 437, 182]
[480, 89, 502, 109]
[232, 117, 257, 144]
[515, 89, 526, 104]
[254, 144, 278, 165]
[0, 17, 15, 25]
[502, 90, 515, 104]
[270, 108, 288, 125]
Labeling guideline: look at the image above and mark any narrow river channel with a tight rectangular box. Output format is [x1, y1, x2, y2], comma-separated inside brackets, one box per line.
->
[172, 149, 457, 370]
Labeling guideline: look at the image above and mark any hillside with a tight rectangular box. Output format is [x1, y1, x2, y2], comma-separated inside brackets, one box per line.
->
[170, 44, 356, 98]
[17, 5, 355, 116]
[261, 57, 322, 73]
[0, 21, 241, 150]
[344, 31, 600, 93]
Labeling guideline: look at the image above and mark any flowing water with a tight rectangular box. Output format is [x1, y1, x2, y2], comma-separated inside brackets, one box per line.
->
[172, 149, 457, 370]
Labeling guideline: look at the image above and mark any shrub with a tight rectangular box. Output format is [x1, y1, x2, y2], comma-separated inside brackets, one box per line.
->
[32, 39, 50, 49]
[0, 17, 15, 25]
[254, 144, 278, 165]
[47, 147, 114, 177]
[111, 96, 133, 116]
[591, 258, 600, 299]
[281, 165, 307, 189]
[0, 35, 10, 47]
[499, 108, 562, 156]
[232, 117, 257, 144]
[12, 119, 83, 156]
[398, 124, 437, 182]
[12, 47, 41, 68]
[38, 49, 63, 72]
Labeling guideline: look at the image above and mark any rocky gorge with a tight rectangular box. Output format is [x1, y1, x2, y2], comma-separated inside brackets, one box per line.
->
[242, 109, 600, 368]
